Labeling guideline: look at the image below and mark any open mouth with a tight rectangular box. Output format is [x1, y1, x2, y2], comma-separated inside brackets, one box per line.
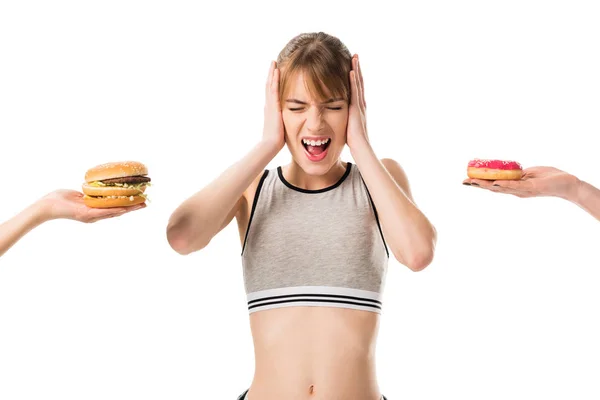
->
[302, 137, 331, 156]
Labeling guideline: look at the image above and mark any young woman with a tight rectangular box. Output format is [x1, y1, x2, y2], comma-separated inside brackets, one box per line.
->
[1, 189, 145, 258]
[167, 32, 437, 400]
[464, 166, 600, 221]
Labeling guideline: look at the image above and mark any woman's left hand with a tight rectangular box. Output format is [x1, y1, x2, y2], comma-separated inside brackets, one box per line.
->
[463, 166, 581, 199]
[346, 54, 370, 151]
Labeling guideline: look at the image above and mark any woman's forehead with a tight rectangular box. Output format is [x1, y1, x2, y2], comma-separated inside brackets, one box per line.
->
[285, 71, 333, 101]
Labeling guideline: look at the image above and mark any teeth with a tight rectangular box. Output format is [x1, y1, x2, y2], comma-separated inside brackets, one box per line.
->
[303, 138, 330, 146]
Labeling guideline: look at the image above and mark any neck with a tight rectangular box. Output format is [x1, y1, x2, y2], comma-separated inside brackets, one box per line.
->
[283, 159, 347, 191]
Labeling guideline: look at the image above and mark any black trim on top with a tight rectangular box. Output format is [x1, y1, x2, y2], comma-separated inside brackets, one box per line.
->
[359, 174, 390, 258]
[277, 162, 352, 194]
[247, 293, 382, 306]
[248, 293, 382, 311]
[240, 170, 269, 256]
[249, 298, 382, 311]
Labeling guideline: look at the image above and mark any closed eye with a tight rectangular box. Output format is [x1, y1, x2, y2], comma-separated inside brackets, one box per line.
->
[288, 106, 343, 111]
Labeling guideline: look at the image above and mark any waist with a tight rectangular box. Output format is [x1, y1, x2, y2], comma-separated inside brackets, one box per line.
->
[249, 306, 380, 396]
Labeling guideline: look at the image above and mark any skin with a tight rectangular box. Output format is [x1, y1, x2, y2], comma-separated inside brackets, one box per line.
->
[1, 189, 145, 258]
[463, 166, 600, 221]
[167, 55, 436, 400]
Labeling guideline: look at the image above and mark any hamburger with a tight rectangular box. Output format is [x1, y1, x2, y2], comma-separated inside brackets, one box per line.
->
[82, 161, 151, 208]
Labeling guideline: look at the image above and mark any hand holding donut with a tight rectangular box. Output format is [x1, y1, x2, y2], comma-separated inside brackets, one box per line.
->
[464, 166, 580, 199]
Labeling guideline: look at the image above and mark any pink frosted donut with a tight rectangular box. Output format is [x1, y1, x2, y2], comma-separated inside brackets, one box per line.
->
[467, 159, 523, 180]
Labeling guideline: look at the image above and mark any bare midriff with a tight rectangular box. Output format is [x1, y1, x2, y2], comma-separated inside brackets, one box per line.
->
[246, 306, 382, 400]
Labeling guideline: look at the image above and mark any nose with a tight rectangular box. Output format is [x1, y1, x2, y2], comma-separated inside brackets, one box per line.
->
[305, 106, 325, 133]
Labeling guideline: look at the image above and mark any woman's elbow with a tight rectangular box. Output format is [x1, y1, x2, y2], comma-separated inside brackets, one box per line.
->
[166, 219, 208, 256]
[394, 228, 437, 272]
[403, 247, 435, 271]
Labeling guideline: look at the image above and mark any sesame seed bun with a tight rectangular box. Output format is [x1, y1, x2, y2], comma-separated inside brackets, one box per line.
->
[85, 161, 148, 183]
[83, 195, 146, 209]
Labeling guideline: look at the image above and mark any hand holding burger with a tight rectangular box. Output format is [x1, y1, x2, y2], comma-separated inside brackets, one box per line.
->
[1, 188, 146, 258]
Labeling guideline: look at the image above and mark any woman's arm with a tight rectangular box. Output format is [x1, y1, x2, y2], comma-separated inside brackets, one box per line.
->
[166, 141, 280, 255]
[1, 190, 144, 258]
[0, 200, 47, 258]
[166, 61, 285, 255]
[346, 55, 436, 271]
[352, 149, 437, 271]
[464, 166, 600, 221]
[568, 180, 600, 222]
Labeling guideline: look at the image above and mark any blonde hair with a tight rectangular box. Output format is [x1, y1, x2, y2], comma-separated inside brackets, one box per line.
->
[277, 32, 352, 104]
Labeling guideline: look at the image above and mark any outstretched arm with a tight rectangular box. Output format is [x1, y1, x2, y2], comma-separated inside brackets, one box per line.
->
[569, 180, 600, 222]
[1, 189, 144, 258]
[464, 166, 600, 221]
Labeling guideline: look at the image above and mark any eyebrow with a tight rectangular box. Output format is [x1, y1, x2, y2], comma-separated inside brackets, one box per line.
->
[285, 98, 345, 105]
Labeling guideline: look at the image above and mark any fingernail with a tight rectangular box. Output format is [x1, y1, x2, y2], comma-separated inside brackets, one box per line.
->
[471, 182, 479, 186]
[463, 182, 471, 186]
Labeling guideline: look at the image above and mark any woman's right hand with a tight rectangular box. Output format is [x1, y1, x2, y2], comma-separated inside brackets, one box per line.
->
[262, 61, 285, 151]
[41, 189, 146, 223]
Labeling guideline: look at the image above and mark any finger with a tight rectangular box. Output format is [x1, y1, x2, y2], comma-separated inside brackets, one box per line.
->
[356, 56, 366, 109]
[490, 186, 531, 198]
[466, 178, 494, 188]
[85, 213, 121, 224]
[88, 209, 128, 219]
[271, 67, 280, 95]
[266, 61, 275, 94]
[349, 70, 360, 107]
[479, 181, 533, 197]
[492, 179, 531, 191]
[118, 203, 147, 213]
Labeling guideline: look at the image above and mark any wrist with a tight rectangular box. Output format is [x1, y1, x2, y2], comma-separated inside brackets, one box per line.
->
[17, 199, 53, 230]
[258, 138, 283, 155]
[561, 175, 583, 203]
[33, 196, 58, 223]
[348, 136, 373, 156]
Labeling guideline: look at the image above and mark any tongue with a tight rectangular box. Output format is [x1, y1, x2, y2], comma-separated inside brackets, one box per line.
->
[307, 145, 325, 155]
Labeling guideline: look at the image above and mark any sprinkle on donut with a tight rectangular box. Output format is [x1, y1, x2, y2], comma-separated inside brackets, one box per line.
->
[468, 159, 522, 170]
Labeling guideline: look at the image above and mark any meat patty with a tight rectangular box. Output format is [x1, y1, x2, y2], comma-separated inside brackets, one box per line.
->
[101, 175, 151, 184]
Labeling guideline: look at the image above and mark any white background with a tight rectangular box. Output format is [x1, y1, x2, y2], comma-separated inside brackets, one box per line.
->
[1, 0, 599, 399]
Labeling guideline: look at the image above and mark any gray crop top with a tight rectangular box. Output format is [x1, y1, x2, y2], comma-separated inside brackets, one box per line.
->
[241, 162, 389, 314]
